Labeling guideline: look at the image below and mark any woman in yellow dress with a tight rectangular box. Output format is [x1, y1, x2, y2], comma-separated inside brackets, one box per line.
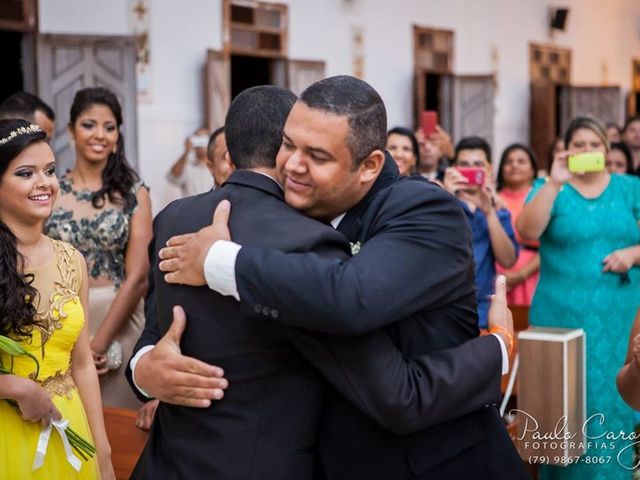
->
[0, 119, 114, 479]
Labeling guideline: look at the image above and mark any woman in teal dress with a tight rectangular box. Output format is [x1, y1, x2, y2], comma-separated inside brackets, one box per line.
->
[518, 116, 640, 480]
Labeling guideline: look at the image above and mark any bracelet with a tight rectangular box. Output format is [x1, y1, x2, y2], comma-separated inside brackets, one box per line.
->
[489, 325, 514, 356]
[544, 176, 563, 191]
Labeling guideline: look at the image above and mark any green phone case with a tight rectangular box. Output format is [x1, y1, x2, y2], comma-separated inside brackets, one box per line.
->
[568, 152, 605, 173]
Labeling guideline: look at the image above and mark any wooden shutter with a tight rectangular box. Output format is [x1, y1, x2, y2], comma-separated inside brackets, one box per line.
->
[452, 75, 495, 146]
[530, 82, 556, 171]
[558, 86, 621, 134]
[204, 49, 231, 131]
[37, 34, 138, 173]
[287, 60, 325, 96]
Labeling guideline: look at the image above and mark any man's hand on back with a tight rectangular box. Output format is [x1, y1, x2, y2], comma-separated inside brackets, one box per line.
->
[136, 306, 229, 407]
[159, 200, 232, 286]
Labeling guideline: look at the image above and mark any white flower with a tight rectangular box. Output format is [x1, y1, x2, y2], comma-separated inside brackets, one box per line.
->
[350, 241, 362, 255]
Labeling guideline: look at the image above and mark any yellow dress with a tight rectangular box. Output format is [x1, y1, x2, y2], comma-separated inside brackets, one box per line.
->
[0, 239, 100, 479]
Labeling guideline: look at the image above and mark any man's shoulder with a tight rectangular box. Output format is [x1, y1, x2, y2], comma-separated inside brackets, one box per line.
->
[155, 190, 219, 227]
[375, 176, 460, 216]
[256, 197, 348, 247]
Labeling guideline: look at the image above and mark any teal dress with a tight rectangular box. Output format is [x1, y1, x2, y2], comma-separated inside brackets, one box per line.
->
[527, 174, 640, 480]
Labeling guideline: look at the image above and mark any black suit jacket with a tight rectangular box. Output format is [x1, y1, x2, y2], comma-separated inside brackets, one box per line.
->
[233, 157, 529, 479]
[127, 168, 522, 479]
[130, 172, 349, 479]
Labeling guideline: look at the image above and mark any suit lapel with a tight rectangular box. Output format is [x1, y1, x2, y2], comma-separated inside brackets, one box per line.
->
[336, 152, 399, 241]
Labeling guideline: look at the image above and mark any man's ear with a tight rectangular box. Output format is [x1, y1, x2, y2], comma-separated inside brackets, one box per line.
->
[358, 149, 385, 184]
[224, 151, 236, 173]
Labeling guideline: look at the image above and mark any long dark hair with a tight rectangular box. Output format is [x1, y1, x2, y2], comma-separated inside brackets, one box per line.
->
[0, 119, 46, 338]
[69, 87, 139, 210]
[496, 143, 538, 191]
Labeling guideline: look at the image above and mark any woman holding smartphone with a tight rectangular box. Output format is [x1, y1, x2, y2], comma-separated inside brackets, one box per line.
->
[518, 116, 640, 480]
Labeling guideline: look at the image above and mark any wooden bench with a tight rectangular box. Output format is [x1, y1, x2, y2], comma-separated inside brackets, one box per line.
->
[103, 407, 148, 480]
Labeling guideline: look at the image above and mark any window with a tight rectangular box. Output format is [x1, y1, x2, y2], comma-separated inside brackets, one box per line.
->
[414, 26, 453, 74]
[0, 0, 36, 32]
[225, 0, 287, 58]
[529, 43, 571, 85]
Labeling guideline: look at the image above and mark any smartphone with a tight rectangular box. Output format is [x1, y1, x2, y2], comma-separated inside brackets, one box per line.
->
[421, 111, 438, 137]
[191, 135, 209, 148]
[568, 152, 605, 173]
[457, 167, 486, 186]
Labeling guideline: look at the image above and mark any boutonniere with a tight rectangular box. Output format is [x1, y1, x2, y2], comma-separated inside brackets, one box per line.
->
[350, 241, 362, 255]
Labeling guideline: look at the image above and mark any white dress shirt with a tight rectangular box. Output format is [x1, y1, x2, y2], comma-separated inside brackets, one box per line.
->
[131, 207, 509, 398]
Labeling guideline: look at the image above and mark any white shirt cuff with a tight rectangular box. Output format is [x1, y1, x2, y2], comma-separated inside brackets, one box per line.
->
[130, 345, 156, 399]
[491, 333, 510, 375]
[204, 240, 241, 300]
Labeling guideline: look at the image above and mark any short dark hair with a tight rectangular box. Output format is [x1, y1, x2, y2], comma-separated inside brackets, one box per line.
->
[299, 75, 387, 167]
[208, 126, 225, 153]
[610, 141, 635, 174]
[224, 86, 296, 169]
[623, 116, 640, 132]
[496, 143, 538, 190]
[0, 92, 55, 122]
[454, 136, 492, 164]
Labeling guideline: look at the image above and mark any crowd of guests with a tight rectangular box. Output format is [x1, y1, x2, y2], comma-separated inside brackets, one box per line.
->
[0, 81, 638, 479]
[385, 116, 640, 479]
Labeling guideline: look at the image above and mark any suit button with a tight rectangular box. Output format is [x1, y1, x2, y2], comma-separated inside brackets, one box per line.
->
[254, 304, 262, 313]
[262, 306, 270, 316]
[270, 309, 279, 319]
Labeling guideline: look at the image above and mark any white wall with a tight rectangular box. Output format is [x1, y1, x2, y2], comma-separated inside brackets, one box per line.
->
[38, 0, 640, 212]
[39, 0, 131, 35]
[136, 0, 223, 210]
[338, 0, 640, 164]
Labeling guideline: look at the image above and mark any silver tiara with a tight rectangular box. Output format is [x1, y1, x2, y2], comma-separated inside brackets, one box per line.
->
[0, 124, 43, 145]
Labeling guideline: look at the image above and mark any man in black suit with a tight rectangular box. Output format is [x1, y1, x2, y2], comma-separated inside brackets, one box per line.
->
[130, 85, 519, 479]
[151, 77, 528, 479]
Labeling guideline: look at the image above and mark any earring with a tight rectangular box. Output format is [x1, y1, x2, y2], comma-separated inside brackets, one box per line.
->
[112, 146, 117, 154]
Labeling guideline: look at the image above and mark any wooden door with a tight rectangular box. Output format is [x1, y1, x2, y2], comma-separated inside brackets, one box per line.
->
[413, 69, 453, 134]
[530, 82, 556, 170]
[629, 59, 640, 117]
[414, 68, 426, 129]
[204, 49, 231, 131]
[452, 75, 494, 146]
[558, 85, 621, 134]
[37, 34, 138, 173]
[288, 60, 325, 96]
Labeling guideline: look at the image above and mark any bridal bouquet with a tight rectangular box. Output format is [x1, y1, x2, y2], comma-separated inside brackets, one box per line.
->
[0, 334, 96, 461]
